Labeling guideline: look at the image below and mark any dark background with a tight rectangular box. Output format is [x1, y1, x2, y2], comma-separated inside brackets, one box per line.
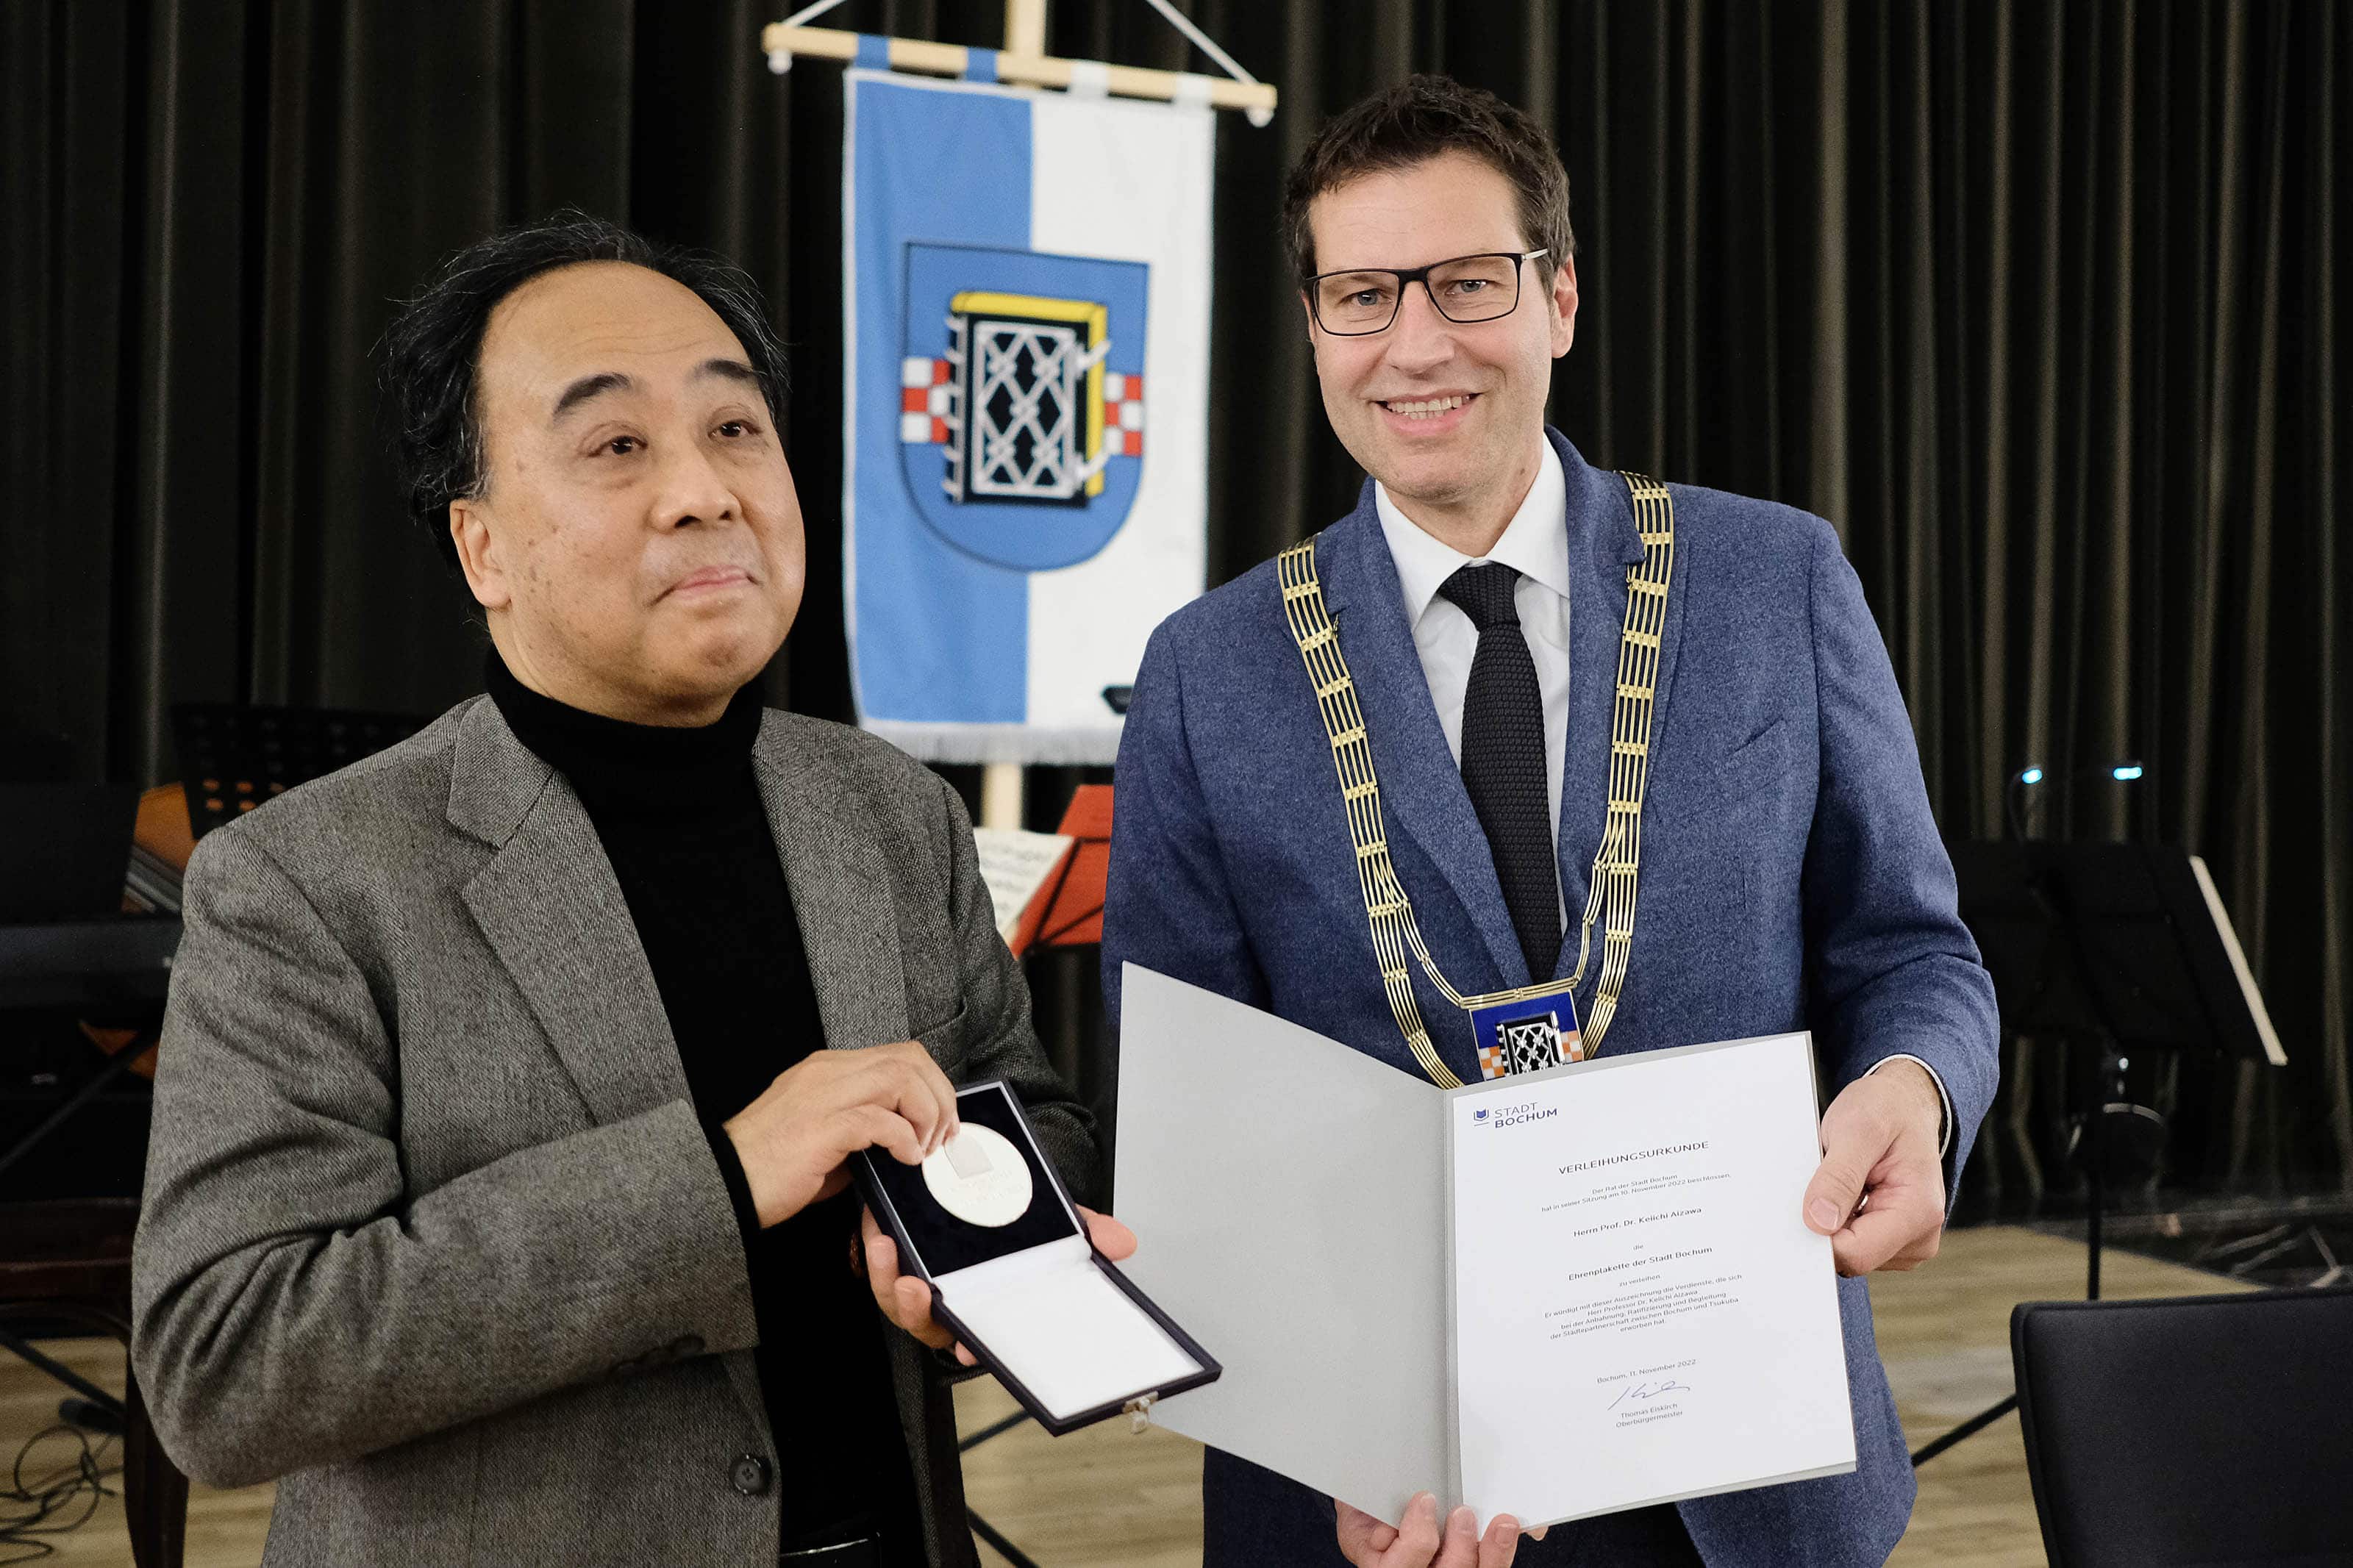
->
[4, 0, 2346, 1214]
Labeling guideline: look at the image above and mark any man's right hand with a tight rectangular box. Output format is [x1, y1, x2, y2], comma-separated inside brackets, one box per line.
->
[1337, 1495, 1538, 1568]
[723, 1041, 959, 1228]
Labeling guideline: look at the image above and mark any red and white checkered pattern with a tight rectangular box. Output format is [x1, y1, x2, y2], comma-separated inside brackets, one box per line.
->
[899, 357, 952, 444]
[902, 357, 1146, 458]
[1477, 1028, 1586, 1079]
[1102, 370, 1145, 458]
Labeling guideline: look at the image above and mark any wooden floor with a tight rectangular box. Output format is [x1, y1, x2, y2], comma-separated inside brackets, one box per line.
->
[1, 1226, 2244, 1567]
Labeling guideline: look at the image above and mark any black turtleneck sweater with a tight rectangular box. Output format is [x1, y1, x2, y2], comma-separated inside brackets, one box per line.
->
[485, 654, 921, 1558]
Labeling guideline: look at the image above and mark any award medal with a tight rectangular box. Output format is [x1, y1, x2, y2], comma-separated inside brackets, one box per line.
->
[1278, 473, 1674, 1089]
[922, 1123, 1034, 1228]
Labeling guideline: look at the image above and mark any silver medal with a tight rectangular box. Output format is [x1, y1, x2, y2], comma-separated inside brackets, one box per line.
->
[921, 1123, 1033, 1228]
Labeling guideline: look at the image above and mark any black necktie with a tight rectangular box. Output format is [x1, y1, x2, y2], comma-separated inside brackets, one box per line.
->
[1438, 563, 1560, 982]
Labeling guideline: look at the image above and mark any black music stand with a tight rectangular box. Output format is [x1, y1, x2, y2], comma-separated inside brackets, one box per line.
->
[1910, 841, 2285, 1465]
[0, 787, 156, 1433]
[171, 704, 426, 840]
[0, 784, 155, 1188]
[2, 709, 418, 1439]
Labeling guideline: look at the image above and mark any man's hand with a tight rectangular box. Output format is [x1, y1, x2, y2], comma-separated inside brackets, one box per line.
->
[1336, 1494, 1541, 1568]
[1802, 1059, 1947, 1275]
[723, 1041, 960, 1228]
[859, 1204, 1137, 1364]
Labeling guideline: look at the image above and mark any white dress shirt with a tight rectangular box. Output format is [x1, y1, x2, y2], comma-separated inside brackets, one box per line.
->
[1374, 440, 1571, 923]
[1373, 442, 1952, 1153]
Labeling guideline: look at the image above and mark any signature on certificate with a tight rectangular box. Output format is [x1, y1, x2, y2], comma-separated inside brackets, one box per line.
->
[1607, 1379, 1692, 1411]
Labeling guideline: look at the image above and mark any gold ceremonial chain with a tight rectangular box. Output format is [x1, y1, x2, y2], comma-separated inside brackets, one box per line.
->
[1277, 473, 1675, 1089]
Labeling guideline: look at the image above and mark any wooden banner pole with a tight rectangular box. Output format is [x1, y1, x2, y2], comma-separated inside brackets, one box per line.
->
[1003, 0, 1047, 60]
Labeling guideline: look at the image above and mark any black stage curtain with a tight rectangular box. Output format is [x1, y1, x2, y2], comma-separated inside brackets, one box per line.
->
[4, 1, 2346, 1205]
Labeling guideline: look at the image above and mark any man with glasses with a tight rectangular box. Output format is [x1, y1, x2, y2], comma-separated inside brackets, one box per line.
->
[1104, 76, 1996, 1567]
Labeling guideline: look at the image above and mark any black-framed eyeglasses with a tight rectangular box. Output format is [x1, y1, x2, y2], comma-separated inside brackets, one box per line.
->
[1306, 249, 1550, 336]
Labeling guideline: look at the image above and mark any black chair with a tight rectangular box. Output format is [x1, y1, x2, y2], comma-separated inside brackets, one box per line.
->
[2011, 1286, 2353, 1567]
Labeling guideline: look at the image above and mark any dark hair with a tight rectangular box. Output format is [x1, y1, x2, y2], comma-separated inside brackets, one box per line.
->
[1282, 74, 1576, 285]
[379, 210, 790, 568]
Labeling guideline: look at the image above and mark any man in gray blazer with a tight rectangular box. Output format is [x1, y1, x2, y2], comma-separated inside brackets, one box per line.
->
[131, 213, 1120, 1568]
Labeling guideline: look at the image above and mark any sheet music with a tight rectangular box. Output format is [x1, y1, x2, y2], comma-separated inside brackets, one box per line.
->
[971, 828, 1076, 945]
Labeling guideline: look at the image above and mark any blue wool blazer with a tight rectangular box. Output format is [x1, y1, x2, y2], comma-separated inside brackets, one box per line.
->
[1102, 429, 1999, 1567]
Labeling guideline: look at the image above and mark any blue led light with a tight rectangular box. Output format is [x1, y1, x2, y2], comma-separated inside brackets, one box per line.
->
[2020, 767, 2045, 786]
[2113, 765, 2143, 781]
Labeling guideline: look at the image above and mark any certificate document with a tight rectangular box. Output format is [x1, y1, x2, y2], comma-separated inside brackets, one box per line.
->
[1115, 964, 1854, 1530]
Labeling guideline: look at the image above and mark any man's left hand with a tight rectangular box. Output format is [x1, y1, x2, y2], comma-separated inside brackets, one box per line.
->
[1802, 1061, 1946, 1276]
[859, 1204, 1138, 1363]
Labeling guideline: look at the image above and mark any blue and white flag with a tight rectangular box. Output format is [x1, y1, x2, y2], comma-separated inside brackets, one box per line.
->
[844, 65, 1212, 762]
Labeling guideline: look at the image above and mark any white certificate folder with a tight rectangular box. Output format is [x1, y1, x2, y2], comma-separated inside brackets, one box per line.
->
[1113, 965, 1857, 1528]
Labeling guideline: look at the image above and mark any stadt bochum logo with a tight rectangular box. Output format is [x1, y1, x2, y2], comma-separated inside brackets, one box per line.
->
[896, 242, 1151, 573]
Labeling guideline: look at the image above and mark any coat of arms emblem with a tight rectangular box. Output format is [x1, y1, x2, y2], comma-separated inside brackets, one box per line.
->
[898, 243, 1149, 572]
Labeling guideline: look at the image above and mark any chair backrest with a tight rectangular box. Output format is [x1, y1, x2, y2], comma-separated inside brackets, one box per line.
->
[2012, 1286, 2353, 1567]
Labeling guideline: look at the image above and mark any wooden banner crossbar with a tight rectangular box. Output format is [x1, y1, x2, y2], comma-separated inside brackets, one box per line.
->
[760, 11, 1276, 120]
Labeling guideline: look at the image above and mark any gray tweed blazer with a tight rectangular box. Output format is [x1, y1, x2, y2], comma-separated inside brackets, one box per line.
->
[131, 694, 1099, 1567]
